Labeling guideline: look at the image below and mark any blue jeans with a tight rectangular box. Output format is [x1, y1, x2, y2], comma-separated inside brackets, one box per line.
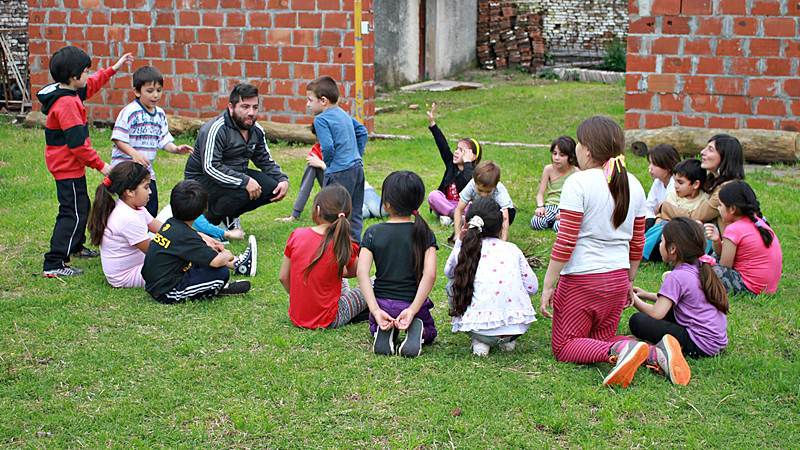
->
[324, 163, 365, 243]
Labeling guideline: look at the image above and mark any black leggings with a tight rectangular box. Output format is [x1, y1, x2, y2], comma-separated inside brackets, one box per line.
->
[628, 309, 710, 358]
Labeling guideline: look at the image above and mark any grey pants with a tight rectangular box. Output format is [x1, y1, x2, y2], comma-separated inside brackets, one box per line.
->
[712, 265, 755, 296]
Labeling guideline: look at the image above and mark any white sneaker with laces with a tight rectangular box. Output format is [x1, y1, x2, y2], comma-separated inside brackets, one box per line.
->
[472, 339, 490, 357]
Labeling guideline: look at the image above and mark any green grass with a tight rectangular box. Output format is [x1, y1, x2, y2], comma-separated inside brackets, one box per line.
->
[1, 77, 798, 447]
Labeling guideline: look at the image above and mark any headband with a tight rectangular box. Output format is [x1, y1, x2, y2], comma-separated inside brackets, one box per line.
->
[469, 138, 482, 159]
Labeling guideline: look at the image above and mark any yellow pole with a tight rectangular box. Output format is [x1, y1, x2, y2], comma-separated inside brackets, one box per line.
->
[353, 0, 365, 124]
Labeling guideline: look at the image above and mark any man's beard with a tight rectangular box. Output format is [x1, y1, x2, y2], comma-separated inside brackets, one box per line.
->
[231, 111, 254, 130]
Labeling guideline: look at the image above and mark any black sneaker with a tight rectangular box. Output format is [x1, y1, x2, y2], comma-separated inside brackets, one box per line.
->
[72, 247, 99, 258]
[43, 266, 84, 278]
[373, 327, 396, 356]
[220, 280, 251, 295]
[233, 235, 257, 276]
[398, 318, 424, 358]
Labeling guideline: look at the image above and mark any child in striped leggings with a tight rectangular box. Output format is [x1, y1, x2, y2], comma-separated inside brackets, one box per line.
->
[539, 116, 649, 388]
[530, 136, 579, 233]
[279, 185, 368, 329]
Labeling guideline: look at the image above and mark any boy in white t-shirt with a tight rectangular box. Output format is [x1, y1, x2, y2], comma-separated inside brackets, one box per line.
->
[454, 161, 516, 241]
[111, 66, 193, 216]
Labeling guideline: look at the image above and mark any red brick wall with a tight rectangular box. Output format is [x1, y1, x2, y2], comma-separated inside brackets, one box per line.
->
[625, 0, 800, 132]
[28, 0, 375, 129]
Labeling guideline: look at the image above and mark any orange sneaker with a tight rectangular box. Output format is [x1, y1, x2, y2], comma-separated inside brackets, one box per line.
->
[650, 335, 691, 385]
[603, 341, 649, 388]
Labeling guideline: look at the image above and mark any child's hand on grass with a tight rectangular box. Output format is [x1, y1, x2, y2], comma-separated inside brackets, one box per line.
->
[540, 286, 554, 318]
[426, 102, 437, 126]
[112, 53, 134, 71]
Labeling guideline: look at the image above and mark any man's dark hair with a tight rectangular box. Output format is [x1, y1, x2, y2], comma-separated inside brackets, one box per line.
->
[229, 83, 259, 106]
[170, 180, 208, 221]
[307, 76, 339, 104]
[133, 66, 164, 91]
[49, 46, 92, 84]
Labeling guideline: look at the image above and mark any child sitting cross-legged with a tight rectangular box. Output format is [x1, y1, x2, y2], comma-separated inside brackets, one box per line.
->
[87, 161, 161, 288]
[628, 217, 730, 386]
[359, 171, 438, 358]
[279, 185, 368, 329]
[530, 136, 579, 232]
[454, 161, 515, 241]
[142, 180, 256, 303]
[705, 180, 783, 296]
[446, 197, 538, 356]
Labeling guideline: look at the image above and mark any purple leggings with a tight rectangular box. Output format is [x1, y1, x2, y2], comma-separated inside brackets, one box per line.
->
[369, 297, 438, 344]
[428, 190, 459, 217]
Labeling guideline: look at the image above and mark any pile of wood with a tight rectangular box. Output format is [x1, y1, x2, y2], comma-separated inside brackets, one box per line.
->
[477, 1, 546, 72]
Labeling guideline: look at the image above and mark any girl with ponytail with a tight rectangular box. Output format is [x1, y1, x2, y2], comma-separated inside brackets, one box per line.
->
[87, 161, 161, 288]
[539, 116, 650, 388]
[279, 185, 367, 329]
[628, 217, 729, 385]
[445, 197, 538, 356]
[704, 180, 783, 295]
[358, 171, 438, 358]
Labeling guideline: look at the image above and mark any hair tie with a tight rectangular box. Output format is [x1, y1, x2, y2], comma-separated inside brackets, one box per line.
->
[102, 176, 112, 188]
[602, 154, 626, 183]
[411, 209, 419, 216]
[469, 138, 481, 159]
[698, 254, 717, 266]
[337, 212, 346, 218]
[467, 215, 484, 232]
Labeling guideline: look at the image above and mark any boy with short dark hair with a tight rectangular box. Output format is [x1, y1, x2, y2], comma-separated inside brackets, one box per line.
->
[38, 46, 133, 277]
[453, 161, 516, 241]
[111, 65, 193, 216]
[306, 76, 368, 242]
[142, 180, 256, 303]
[663, 159, 709, 213]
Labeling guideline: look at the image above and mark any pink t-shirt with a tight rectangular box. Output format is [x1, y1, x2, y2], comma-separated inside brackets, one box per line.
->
[723, 217, 783, 294]
[100, 200, 153, 288]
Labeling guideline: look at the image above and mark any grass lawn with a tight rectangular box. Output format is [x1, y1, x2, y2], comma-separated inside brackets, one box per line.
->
[1, 76, 798, 447]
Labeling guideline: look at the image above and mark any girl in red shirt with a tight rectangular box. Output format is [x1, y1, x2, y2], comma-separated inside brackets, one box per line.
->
[279, 185, 367, 328]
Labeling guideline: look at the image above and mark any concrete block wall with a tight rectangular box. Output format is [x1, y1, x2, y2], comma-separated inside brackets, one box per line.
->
[626, 0, 800, 131]
[27, 0, 375, 129]
[515, 0, 629, 57]
[1, 0, 28, 86]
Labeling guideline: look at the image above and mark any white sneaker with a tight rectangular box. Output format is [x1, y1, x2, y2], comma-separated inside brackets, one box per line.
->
[439, 215, 453, 226]
[498, 340, 517, 352]
[472, 339, 490, 357]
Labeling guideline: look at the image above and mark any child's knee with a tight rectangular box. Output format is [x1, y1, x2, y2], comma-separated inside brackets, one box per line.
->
[628, 313, 645, 336]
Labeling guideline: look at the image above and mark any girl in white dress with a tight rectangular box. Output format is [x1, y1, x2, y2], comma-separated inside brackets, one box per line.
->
[445, 197, 538, 356]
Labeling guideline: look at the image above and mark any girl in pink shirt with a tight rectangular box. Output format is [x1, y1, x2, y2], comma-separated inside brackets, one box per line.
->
[705, 181, 783, 295]
[88, 161, 161, 288]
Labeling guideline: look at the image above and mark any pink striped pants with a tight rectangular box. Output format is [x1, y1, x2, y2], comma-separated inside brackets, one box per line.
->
[551, 269, 630, 364]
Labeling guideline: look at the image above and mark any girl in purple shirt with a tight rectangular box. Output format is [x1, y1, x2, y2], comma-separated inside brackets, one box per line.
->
[629, 217, 729, 385]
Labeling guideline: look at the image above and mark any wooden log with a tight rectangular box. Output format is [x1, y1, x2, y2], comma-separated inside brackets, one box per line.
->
[625, 126, 800, 163]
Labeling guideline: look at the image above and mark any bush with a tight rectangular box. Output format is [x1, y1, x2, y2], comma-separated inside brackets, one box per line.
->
[599, 38, 626, 72]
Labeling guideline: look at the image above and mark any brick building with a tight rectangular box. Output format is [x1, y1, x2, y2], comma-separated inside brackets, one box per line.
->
[27, 0, 376, 129]
[625, 0, 800, 132]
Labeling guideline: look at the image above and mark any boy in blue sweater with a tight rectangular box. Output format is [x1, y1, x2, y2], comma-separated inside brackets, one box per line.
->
[306, 76, 368, 243]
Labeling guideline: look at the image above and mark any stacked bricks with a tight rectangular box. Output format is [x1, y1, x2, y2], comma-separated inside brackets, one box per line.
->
[626, 0, 800, 131]
[477, 1, 545, 72]
[514, 0, 629, 57]
[27, 0, 375, 129]
[1, 0, 28, 98]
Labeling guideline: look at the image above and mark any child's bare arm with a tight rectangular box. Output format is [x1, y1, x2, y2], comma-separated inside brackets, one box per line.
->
[278, 256, 291, 293]
[500, 208, 510, 241]
[535, 165, 551, 215]
[112, 139, 150, 167]
[395, 247, 436, 330]
[163, 142, 193, 154]
[134, 238, 151, 253]
[453, 200, 467, 239]
[633, 294, 673, 320]
[210, 249, 234, 268]
[357, 248, 395, 329]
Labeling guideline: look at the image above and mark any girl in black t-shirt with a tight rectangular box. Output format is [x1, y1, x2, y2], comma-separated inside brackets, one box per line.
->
[358, 171, 438, 358]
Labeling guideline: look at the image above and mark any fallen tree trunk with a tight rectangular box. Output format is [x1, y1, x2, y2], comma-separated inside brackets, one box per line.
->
[625, 126, 800, 164]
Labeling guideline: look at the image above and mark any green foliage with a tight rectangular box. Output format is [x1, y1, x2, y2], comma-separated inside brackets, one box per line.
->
[537, 68, 560, 80]
[599, 38, 628, 72]
[0, 80, 797, 447]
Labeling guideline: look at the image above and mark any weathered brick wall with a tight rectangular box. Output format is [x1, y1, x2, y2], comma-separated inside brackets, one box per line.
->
[1, 0, 28, 87]
[626, 0, 800, 131]
[28, 0, 375, 129]
[514, 0, 629, 57]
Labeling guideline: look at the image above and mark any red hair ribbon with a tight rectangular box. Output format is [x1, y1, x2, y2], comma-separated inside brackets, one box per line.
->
[411, 209, 419, 216]
[102, 176, 112, 188]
